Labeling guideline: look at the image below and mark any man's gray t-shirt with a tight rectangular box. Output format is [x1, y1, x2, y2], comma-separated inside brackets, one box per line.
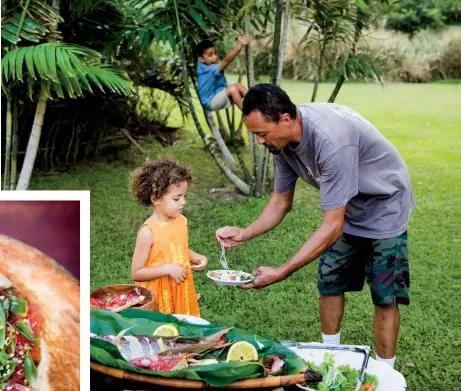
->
[273, 103, 415, 239]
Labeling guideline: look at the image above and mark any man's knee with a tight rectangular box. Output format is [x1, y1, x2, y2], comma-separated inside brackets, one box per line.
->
[375, 304, 399, 320]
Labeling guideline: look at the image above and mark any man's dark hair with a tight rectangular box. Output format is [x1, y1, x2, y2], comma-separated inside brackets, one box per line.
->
[196, 39, 214, 57]
[242, 84, 297, 122]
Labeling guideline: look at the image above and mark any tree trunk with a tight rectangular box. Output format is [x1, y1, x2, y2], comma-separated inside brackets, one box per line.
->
[300, 21, 315, 46]
[16, 89, 48, 190]
[256, 148, 270, 196]
[3, 99, 13, 190]
[216, 111, 231, 142]
[16, 0, 60, 190]
[260, 148, 270, 195]
[276, 0, 291, 86]
[225, 108, 234, 136]
[270, 0, 284, 85]
[236, 116, 244, 143]
[328, 72, 346, 103]
[244, 13, 256, 88]
[10, 99, 19, 190]
[328, 8, 366, 103]
[244, 11, 258, 193]
[311, 34, 328, 102]
[204, 111, 238, 172]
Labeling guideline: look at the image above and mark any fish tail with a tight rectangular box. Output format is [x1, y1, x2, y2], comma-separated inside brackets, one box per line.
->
[202, 327, 233, 344]
[112, 325, 136, 345]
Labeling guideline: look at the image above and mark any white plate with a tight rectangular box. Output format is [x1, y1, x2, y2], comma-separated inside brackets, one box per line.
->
[206, 269, 255, 286]
[172, 314, 211, 325]
[290, 343, 407, 391]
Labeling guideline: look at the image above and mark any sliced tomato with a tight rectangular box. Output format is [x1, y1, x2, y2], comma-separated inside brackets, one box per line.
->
[9, 362, 25, 384]
[26, 304, 40, 337]
[91, 297, 103, 307]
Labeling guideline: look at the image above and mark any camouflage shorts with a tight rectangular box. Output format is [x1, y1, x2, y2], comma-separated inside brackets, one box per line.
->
[317, 231, 410, 307]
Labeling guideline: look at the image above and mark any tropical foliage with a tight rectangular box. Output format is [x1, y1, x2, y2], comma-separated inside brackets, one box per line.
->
[1, 0, 134, 190]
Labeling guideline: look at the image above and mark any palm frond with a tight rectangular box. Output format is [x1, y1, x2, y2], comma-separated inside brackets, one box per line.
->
[107, 0, 227, 57]
[1, 14, 49, 44]
[343, 50, 386, 84]
[28, 0, 64, 24]
[2, 43, 135, 99]
[105, 23, 176, 59]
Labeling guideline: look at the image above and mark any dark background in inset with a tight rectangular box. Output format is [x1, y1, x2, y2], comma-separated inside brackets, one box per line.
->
[0, 201, 80, 280]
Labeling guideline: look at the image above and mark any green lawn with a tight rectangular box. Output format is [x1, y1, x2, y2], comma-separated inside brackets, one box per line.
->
[32, 80, 461, 390]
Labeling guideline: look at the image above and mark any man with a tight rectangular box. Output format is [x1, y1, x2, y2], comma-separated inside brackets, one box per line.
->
[216, 84, 415, 368]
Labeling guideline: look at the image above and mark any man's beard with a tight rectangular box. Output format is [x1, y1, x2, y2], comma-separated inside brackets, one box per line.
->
[267, 145, 281, 155]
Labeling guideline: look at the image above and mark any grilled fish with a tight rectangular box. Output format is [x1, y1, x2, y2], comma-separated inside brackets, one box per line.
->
[91, 327, 232, 362]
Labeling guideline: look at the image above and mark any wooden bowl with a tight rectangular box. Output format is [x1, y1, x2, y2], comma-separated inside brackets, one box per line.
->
[91, 361, 306, 389]
[90, 284, 155, 311]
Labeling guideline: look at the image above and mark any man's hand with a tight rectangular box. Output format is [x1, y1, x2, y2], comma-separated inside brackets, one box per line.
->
[215, 226, 248, 251]
[238, 35, 250, 47]
[191, 254, 208, 272]
[239, 266, 284, 290]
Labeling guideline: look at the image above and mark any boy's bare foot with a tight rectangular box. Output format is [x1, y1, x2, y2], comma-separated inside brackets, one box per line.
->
[197, 293, 201, 301]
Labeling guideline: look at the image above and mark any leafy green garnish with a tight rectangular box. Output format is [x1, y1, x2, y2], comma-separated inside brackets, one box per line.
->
[0, 306, 5, 349]
[0, 359, 17, 382]
[17, 321, 40, 345]
[24, 351, 38, 388]
[0, 351, 9, 364]
[10, 297, 28, 316]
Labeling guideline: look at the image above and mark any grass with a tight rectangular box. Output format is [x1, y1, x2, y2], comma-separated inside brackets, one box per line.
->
[31, 80, 461, 390]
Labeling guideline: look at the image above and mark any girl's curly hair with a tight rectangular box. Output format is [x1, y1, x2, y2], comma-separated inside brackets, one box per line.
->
[130, 159, 193, 206]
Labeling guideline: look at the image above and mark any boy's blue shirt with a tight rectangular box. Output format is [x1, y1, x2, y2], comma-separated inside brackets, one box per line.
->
[197, 61, 228, 110]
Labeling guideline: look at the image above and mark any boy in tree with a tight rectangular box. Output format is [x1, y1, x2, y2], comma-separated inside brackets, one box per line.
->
[196, 36, 249, 111]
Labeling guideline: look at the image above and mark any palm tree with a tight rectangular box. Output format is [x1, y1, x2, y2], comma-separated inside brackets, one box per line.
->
[1, 0, 135, 190]
[328, 0, 385, 102]
[304, 0, 357, 102]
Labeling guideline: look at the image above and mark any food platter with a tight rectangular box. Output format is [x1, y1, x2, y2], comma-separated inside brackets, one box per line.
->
[90, 284, 155, 311]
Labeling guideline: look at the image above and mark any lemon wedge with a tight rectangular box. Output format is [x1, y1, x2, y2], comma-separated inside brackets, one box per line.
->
[226, 341, 258, 362]
[153, 324, 179, 337]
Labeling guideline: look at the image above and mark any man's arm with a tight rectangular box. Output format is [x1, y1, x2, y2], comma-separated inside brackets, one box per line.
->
[244, 189, 295, 240]
[219, 35, 249, 73]
[240, 206, 345, 289]
[278, 206, 345, 279]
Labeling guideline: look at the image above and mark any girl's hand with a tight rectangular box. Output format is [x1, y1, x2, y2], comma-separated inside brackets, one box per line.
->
[167, 263, 187, 284]
[191, 255, 208, 272]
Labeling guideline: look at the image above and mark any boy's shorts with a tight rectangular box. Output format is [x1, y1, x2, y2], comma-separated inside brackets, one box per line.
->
[209, 88, 231, 111]
[317, 231, 410, 307]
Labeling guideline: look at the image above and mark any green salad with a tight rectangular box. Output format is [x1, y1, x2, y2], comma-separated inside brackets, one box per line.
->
[308, 353, 379, 391]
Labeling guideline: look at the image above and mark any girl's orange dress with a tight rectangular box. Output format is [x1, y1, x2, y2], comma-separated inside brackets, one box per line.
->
[135, 214, 200, 316]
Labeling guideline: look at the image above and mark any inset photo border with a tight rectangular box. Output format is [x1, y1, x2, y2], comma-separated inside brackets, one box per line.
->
[0, 191, 90, 391]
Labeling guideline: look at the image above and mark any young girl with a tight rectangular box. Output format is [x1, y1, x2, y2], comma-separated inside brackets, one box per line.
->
[130, 159, 207, 316]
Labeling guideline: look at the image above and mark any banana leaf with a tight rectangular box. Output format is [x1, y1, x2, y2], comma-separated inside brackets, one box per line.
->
[90, 309, 309, 386]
